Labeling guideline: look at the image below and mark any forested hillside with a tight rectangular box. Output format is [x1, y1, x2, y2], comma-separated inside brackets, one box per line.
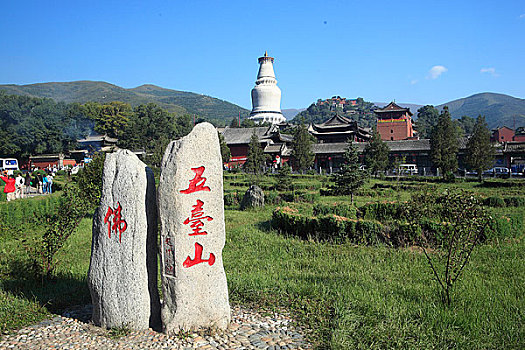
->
[292, 97, 376, 127]
[0, 92, 193, 162]
[0, 81, 249, 125]
[437, 93, 525, 129]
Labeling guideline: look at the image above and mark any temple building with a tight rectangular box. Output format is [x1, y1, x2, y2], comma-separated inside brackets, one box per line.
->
[308, 114, 371, 143]
[375, 102, 415, 141]
[248, 51, 286, 125]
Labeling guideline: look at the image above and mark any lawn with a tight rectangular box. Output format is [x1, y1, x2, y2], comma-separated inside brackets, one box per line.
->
[0, 175, 524, 349]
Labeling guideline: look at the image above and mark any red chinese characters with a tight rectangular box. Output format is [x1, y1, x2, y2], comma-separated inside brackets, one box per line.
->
[183, 199, 213, 236]
[179, 165, 215, 268]
[104, 202, 127, 243]
[180, 166, 211, 194]
[183, 242, 215, 268]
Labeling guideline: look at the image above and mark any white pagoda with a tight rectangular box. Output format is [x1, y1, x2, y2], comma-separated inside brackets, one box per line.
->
[248, 51, 286, 125]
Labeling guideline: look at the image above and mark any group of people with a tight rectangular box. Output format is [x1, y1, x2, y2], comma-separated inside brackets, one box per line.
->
[1, 171, 54, 202]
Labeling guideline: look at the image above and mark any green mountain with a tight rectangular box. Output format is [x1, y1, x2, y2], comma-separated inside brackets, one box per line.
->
[437, 93, 525, 130]
[0, 81, 249, 124]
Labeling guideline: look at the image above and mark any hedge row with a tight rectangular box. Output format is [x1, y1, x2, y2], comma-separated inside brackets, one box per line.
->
[271, 206, 518, 246]
[483, 196, 525, 207]
[358, 201, 406, 221]
[481, 180, 525, 188]
[313, 202, 357, 219]
[271, 207, 385, 244]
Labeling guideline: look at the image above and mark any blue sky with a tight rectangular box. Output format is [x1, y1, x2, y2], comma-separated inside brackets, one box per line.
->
[1, 0, 524, 109]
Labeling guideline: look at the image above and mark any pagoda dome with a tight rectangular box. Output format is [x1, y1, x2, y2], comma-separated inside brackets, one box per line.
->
[249, 51, 286, 125]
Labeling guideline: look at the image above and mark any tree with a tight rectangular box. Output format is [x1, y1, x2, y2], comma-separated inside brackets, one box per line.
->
[275, 163, 293, 191]
[430, 106, 459, 180]
[94, 101, 132, 138]
[332, 141, 367, 204]
[118, 104, 194, 168]
[244, 131, 266, 176]
[407, 190, 490, 305]
[416, 105, 440, 139]
[218, 132, 231, 164]
[291, 121, 314, 173]
[465, 116, 494, 182]
[363, 129, 389, 176]
[456, 115, 476, 136]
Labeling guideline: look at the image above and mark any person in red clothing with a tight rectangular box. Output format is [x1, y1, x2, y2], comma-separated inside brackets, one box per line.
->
[1, 173, 16, 202]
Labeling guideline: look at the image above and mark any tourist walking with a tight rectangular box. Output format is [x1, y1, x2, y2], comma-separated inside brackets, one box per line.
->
[15, 173, 24, 199]
[36, 173, 43, 194]
[25, 172, 32, 195]
[1, 174, 16, 202]
[42, 174, 49, 194]
[46, 174, 53, 194]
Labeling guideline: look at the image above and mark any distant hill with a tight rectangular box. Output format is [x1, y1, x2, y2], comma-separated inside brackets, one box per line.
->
[281, 108, 305, 120]
[0, 81, 249, 124]
[437, 93, 525, 130]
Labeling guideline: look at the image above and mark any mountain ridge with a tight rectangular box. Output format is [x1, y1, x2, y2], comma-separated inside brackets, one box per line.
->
[1, 81, 523, 129]
[0, 81, 249, 124]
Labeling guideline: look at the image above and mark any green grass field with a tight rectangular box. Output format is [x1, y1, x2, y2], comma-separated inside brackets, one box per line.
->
[1, 175, 524, 348]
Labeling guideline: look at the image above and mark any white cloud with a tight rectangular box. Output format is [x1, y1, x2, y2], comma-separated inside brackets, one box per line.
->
[427, 65, 448, 79]
[520, 13, 525, 19]
[410, 79, 419, 85]
[480, 67, 500, 77]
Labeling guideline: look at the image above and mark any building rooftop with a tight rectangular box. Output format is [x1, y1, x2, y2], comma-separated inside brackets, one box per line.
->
[375, 102, 413, 116]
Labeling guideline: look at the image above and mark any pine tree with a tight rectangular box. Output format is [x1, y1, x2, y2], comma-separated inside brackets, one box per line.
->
[332, 141, 367, 204]
[465, 116, 494, 182]
[416, 105, 440, 139]
[430, 106, 459, 180]
[218, 132, 231, 164]
[363, 129, 389, 176]
[291, 121, 314, 173]
[244, 131, 266, 175]
[276, 163, 293, 191]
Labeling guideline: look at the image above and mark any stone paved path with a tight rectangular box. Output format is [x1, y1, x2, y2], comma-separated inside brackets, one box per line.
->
[0, 305, 311, 349]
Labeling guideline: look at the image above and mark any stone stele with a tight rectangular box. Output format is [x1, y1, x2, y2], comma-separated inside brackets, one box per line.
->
[158, 122, 231, 333]
[88, 149, 161, 330]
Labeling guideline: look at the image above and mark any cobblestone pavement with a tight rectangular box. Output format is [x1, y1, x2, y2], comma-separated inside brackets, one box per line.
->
[0, 305, 311, 349]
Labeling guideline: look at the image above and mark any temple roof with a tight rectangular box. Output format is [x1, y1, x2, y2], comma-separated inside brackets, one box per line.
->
[221, 126, 293, 145]
[221, 127, 269, 145]
[312, 114, 357, 130]
[375, 102, 413, 116]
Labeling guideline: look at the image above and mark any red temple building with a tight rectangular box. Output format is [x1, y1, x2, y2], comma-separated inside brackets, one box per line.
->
[491, 126, 515, 142]
[374, 102, 415, 141]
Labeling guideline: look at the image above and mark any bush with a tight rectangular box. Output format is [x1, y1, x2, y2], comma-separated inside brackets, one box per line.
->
[224, 191, 240, 206]
[271, 207, 384, 244]
[484, 196, 506, 207]
[359, 201, 406, 221]
[265, 191, 282, 205]
[313, 202, 357, 219]
[504, 197, 525, 207]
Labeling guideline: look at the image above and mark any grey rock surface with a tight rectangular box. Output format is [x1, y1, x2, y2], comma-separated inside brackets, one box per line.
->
[158, 122, 231, 333]
[88, 149, 160, 330]
[240, 185, 265, 210]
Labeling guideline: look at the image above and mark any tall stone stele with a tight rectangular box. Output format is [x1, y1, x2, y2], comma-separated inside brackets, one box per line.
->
[158, 122, 231, 333]
[88, 150, 161, 330]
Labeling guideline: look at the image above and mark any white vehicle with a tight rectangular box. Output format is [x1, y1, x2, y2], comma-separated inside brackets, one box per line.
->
[0, 158, 19, 175]
[398, 164, 418, 175]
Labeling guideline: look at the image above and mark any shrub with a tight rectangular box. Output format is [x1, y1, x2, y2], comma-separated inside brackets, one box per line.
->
[224, 192, 240, 206]
[406, 190, 491, 305]
[359, 201, 406, 221]
[504, 197, 525, 207]
[265, 191, 282, 205]
[313, 203, 357, 219]
[484, 196, 506, 207]
[271, 207, 384, 244]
